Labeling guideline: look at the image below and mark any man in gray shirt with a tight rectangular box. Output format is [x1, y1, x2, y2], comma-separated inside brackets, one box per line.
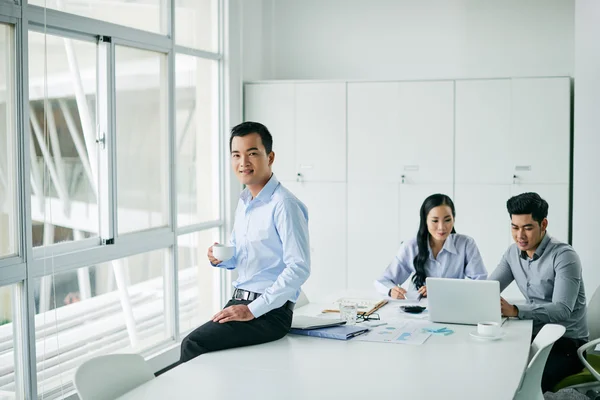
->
[490, 192, 588, 393]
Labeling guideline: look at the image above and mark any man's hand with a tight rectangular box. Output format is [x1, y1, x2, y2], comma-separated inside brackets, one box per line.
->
[417, 285, 428, 298]
[207, 242, 222, 265]
[212, 305, 255, 324]
[390, 286, 407, 299]
[500, 297, 518, 317]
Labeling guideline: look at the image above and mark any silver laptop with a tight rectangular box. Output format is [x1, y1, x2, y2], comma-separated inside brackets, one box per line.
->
[426, 278, 503, 325]
[291, 315, 346, 330]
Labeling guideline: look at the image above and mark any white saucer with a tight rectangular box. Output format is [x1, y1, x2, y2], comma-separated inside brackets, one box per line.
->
[469, 331, 506, 341]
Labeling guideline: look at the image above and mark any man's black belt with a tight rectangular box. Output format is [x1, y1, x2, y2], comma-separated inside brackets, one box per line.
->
[232, 288, 295, 311]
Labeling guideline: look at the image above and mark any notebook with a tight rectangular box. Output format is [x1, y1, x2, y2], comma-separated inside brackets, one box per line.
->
[291, 315, 347, 330]
[289, 325, 369, 340]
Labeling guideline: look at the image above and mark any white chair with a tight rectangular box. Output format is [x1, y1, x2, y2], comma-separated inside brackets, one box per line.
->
[74, 354, 154, 400]
[514, 324, 566, 400]
[554, 284, 600, 393]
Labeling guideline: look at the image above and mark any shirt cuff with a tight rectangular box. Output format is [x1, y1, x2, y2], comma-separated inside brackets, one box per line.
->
[516, 304, 533, 320]
[247, 297, 269, 319]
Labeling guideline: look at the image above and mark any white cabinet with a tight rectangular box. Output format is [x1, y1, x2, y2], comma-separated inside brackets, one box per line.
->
[455, 80, 512, 184]
[284, 182, 347, 302]
[245, 77, 571, 296]
[244, 84, 296, 181]
[453, 184, 513, 271]
[347, 182, 399, 292]
[244, 83, 346, 183]
[456, 78, 571, 185]
[348, 81, 454, 184]
[295, 83, 347, 182]
[510, 78, 571, 184]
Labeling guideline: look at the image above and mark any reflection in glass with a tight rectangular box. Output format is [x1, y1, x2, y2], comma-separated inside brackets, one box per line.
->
[178, 228, 221, 334]
[176, 55, 219, 227]
[0, 25, 16, 258]
[115, 46, 168, 235]
[28, 0, 165, 34]
[0, 285, 20, 398]
[176, 0, 219, 52]
[28, 31, 98, 248]
[35, 249, 169, 397]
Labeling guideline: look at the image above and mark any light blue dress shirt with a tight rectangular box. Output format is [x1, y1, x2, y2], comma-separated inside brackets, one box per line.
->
[217, 174, 311, 318]
[374, 233, 488, 296]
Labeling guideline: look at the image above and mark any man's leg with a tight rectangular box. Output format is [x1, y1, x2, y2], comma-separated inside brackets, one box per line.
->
[180, 299, 292, 363]
[541, 336, 586, 392]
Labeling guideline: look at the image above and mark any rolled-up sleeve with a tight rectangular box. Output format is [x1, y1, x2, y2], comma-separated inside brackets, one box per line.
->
[516, 249, 582, 322]
[374, 243, 414, 296]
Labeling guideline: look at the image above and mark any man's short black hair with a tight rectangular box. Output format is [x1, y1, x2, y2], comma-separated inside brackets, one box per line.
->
[229, 121, 273, 154]
[506, 192, 549, 225]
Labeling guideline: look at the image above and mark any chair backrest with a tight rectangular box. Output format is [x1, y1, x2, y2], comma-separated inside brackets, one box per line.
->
[74, 354, 154, 400]
[588, 284, 600, 341]
[514, 324, 566, 400]
[296, 290, 309, 308]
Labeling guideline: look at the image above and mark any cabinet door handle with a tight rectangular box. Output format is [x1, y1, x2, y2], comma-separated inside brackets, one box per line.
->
[513, 174, 518, 184]
[296, 173, 303, 183]
[401, 174, 406, 184]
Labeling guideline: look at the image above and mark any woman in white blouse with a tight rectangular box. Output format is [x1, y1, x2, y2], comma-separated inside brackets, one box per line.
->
[374, 193, 488, 299]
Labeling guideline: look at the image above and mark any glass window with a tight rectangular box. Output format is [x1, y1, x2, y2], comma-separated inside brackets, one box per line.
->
[28, 0, 165, 35]
[0, 24, 16, 258]
[115, 46, 168, 235]
[0, 284, 20, 398]
[28, 31, 98, 248]
[34, 249, 169, 397]
[176, 0, 219, 52]
[178, 228, 221, 334]
[176, 55, 219, 227]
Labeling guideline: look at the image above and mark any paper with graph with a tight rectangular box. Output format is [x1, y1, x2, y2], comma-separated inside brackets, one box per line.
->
[353, 320, 432, 345]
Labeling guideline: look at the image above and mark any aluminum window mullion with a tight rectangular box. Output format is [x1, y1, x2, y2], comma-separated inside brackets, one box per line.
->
[17, 5, 39, 398]
[0, 2, 21, 19]
[176, 220, 224, 236]
[174, 45, 221, 60]
[111, 36, 170, 55]
[97, 36, 116, 244]
[28, 22, 97, 42]
[167, 0, 180, 342]
[0, 262, 25, 286]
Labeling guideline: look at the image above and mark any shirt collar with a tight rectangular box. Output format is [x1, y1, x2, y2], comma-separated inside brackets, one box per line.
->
[519, 232, 551, 260]
[240, 174, 279, 205]
[427, 233, 457, 258]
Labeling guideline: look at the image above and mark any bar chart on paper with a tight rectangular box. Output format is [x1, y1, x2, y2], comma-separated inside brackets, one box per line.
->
[354, 320, 432, 345]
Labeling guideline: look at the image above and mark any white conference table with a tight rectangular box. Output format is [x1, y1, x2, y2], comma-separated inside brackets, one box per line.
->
[117, 295, 533, 400]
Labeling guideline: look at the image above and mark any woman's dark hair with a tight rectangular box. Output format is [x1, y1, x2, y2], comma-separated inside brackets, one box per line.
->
[229, 121, 273, 154]
[412, 194, 456, 289]
[506, 192, 548, 225]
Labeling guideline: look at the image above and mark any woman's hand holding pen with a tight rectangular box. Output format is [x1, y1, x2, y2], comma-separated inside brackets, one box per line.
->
[390, 286, 407, 299]
[417, 285, 428, 298]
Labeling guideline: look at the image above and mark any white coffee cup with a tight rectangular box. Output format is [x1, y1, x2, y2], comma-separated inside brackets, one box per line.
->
[212, 244, 235, 261]
[477, 321, 501, 337]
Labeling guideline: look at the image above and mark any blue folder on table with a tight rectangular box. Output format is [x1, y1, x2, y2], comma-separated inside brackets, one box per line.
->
[289, 325, 369, 340]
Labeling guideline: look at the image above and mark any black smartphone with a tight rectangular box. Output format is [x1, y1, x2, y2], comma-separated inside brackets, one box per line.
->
[400, 305, 426, 314]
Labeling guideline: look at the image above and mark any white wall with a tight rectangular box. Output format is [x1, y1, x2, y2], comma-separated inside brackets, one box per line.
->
[573, 0, 600, 300]
[243, 0, 574, 81]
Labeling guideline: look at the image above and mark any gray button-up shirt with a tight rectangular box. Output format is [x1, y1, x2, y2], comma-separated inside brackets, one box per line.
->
[490, 233, 588, 340]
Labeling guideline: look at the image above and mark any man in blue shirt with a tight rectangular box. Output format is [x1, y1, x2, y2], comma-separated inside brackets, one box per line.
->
[179, 121, 311, 363]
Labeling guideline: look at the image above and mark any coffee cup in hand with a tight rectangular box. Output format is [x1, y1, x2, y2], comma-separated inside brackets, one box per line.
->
[212, 244, 235, 262]
[477, 321, 501, 337]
